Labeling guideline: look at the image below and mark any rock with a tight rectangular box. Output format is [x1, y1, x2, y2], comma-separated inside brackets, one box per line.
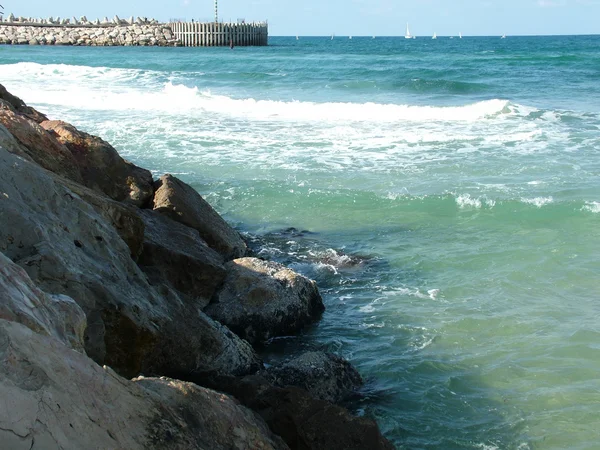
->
[205, 375, 395, 450]
[60, 178, 146, 260]
[41, 120, 154, 207]
[0, 252, 86, 352]
[0, 110, 82, 182]
[136, 377, 289, 450]
[0, 319, 285, 450]
[0, 82, 48, 123]
[0, 123, 33, 161]
[262, 352, 363, 404]
[0, 146, 260, 379]
[205, 257, 324, 345]
[137, 209, 227, 308]
[153, 174, 247, 259]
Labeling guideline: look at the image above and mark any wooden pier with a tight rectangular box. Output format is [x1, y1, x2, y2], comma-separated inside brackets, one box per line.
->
[169, 21, 268, 47]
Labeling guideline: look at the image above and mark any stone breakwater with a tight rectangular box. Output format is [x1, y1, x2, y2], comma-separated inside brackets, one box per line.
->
[0, 23, 178, 46]
[0, 83, 395, 450]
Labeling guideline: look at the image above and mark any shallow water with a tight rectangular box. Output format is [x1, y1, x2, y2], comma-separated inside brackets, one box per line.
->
[1, 35, 599, 449]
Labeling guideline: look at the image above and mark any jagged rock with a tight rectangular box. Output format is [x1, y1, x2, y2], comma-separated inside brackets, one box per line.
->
[0, 318, 285, 450]
[0, 124, 32, 161]
[204, 375, 395, 450]
[0, 82, 48, 123]
[0, 110, 82, 182]
[8, 13, 14, 22]
[0, 252, 86, 352]
[262, 352, 363, 404]
[41, 120, 154, 207]
[153, 174, 247, 259]
[72, 16, 79, 25]
[137, 209, 227, 308]
[205, 257, 324, 345]
[0, 146, 261, 379]
[128, 16, 134, 25]
[113, 15, 120, 24]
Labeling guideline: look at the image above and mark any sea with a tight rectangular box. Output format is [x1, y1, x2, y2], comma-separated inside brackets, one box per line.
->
[1, 35, 599, 450]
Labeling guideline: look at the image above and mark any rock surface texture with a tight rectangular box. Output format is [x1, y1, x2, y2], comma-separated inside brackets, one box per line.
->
[205, 257, 325, 345]
[153, 174, 248, 260]
[262, 351, 363, 404]
[41, 120, 154, 207]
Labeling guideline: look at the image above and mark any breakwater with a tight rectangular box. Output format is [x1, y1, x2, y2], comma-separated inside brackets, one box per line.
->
[0, 14, 268, 46]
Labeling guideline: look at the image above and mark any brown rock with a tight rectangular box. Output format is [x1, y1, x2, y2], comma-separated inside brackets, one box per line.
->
[137, 209, 227, 308]
[205, 257, 325, 345]
[153, 174, 247, 259]
[0, 110, 82, 182]
[41, 120, 154, 207]
[205, 375, 395, 450]
[0, 147, 261, 379]
[0, 82, 48, 123]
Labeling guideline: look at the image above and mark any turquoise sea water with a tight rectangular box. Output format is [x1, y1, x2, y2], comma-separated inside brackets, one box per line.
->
[1, 35, 599, 449]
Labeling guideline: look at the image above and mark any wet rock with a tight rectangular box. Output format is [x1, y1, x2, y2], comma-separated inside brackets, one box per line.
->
[153, 174, 247, 259]
[0, 110, 82, 182]
[205, 257, 324, 345]
[137, 209, 227, 308]
[262, 351, 363, 404]
[204, 375, 395, 450]
[41, 120, 154, 207]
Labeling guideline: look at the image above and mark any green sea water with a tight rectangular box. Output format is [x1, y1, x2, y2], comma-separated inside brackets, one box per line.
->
[1, 35, 599, 449]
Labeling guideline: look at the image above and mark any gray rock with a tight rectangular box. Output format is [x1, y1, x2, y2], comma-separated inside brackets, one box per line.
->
[153, 174, 247, 259]
[262, 351, 363, 404]
[137, 209, 227, 308]
[0, 318, 285, 450]
[0, 251, 86, 352]
[205, 257, 325, 345]
[41, 120, 154, 207]
[0, 146, 260, 379]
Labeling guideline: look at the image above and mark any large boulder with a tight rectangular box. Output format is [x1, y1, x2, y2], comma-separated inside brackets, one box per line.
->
[0, 82, 48, 123]
[41, 120, 154, 207]
[0, 123, 33, 162]
[205, 257, 325, 345]
[153, 174, 247, 260]
[0, 252, 86, 352]
[137, 209, 227, 308]
[0, 110, 83, 183]
[0, 319, 286, 450]
[0, 146, 260, 379]
[262, 352, 363, 404]
[204, 375, 395, 450]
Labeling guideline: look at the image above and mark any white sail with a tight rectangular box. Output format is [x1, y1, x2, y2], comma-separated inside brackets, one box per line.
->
[459, 32, 462, 39]
[432, 32, 437, 40]
[405, 23, 412, 39]
[501, 33, 506, 39]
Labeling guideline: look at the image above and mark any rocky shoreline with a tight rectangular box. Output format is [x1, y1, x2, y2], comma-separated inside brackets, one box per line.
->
[0, 83, 394, 449]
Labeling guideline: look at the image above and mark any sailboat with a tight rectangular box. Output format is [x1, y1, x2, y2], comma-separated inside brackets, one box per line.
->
[349, 35, 352, 39]
[501, 33, 506, 39]
[331, 33, 334, 40]
[432, 32, 437, 40]
[404, 23, 412, 39]
[459, 32, 462, 39]
[296, 35, 299, 40]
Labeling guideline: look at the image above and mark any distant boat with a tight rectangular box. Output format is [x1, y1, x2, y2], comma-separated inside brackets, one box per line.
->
[501, 34, 506, 39]
[432, 32, 437, 40]
[405, 23, 413, 39]
[349, 35, 352, 39]
[459, 32, 462, 39]
[331, 34, 334, 40]
[296, 35, 299, 40]
[372, 35, 376, 39]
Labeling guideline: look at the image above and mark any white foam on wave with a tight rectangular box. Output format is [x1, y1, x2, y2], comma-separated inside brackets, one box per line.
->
[582, 201, 600, 213]
[0, 62, 514, 124]
[455, 194, 496, 209]
[520, 196, 554, 208]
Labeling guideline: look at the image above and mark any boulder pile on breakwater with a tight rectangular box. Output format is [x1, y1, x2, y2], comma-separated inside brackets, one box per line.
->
[0, 14, 177, 46]
[0, 83, 395, 450]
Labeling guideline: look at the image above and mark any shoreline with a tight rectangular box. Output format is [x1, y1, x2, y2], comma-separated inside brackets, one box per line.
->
[0, 82, 394, 449]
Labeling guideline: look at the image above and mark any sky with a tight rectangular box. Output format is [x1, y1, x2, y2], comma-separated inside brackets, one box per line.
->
[2, 0, 600, 36]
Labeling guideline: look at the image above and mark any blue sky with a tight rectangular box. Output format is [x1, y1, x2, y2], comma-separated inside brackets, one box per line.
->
[3, 0, 599, 36]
